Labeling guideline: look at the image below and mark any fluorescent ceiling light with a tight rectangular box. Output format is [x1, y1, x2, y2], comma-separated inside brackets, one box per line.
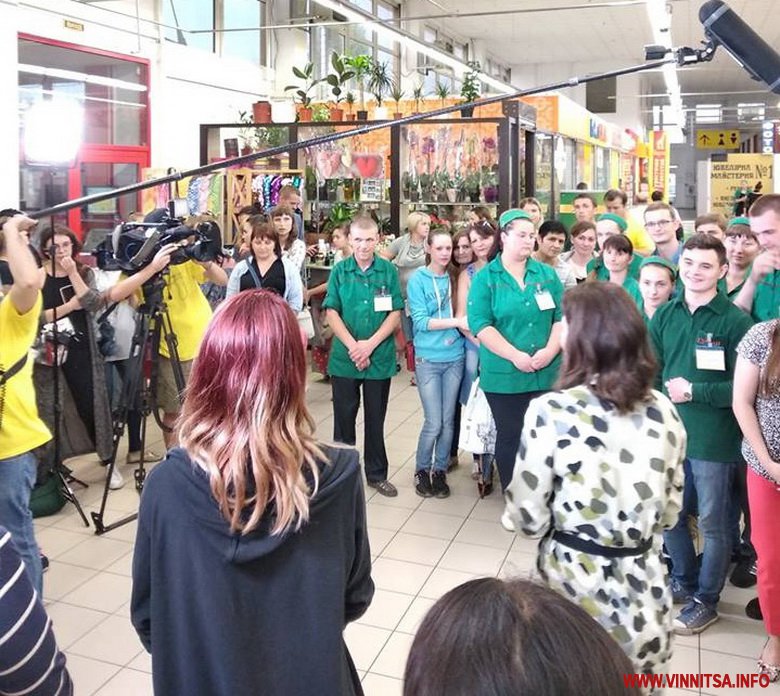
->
[18, 63, 147, 93]
[314, 0, 513, 94]
[646, 0, 684, 129]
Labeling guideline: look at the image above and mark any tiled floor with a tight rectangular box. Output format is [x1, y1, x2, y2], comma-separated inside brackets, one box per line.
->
[36, 370, 766, 695]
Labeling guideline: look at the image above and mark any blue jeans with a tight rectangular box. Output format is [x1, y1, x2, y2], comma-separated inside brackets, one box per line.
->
[663, 458, 735, 608]
[459, 342, 480, 406]
[415, 357, 464, 472]
[0, 452, 42, 595]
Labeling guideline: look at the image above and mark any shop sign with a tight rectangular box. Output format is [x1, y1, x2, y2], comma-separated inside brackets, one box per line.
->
[710, 154, 774, 216]
[697, 129, 740, 150]
[761, 121, 775, 154]
[589, 118, 607, 144]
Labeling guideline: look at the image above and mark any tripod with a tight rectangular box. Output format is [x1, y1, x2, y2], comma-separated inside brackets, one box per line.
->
[91, 269, 185, 535]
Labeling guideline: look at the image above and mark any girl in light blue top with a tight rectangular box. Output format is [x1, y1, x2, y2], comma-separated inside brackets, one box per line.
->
[407, 229, 467, 500]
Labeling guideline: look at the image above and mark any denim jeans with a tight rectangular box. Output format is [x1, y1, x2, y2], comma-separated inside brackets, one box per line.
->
[0, 452, 42, 595]
[415, 357, 464, 472]
[663, 457, 735, 608]
[459, 342, 480, 406]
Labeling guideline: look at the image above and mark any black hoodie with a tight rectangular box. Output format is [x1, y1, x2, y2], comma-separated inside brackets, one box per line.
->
[131, 444, 373, 696]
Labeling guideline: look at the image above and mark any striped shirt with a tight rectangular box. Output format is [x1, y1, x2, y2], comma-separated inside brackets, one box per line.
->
[0, 529, 72, 695]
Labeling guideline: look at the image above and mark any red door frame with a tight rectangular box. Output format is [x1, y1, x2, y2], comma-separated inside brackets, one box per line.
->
[19, 34, 152, 236]
[67, 146, 150, 233]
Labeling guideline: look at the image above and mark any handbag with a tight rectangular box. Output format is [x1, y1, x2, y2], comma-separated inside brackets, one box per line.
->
[458, 377, 497, 455]
[297, 307, 315, 340]
[405, 341, 415, 372]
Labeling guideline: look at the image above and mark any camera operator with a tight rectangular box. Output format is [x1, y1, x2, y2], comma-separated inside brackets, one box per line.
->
[108, 233, 227, 449]
[0, 213, 50, 595]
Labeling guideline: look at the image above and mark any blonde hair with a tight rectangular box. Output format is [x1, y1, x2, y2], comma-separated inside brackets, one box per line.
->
[407, 211, 431, 237]
[177, 291, 326, 535]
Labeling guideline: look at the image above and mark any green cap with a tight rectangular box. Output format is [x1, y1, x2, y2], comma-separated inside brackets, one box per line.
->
[728, 216, 750, 227]
[498, 209, 533, 229]
[639, 255, 677, 276]
[596, 213, 628, 232]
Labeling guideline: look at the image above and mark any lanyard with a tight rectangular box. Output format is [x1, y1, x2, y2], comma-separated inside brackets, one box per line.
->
[431, 274, 451, 319]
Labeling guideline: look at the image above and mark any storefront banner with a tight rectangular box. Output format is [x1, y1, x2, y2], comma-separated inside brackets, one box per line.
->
[709, 154, 774, 216]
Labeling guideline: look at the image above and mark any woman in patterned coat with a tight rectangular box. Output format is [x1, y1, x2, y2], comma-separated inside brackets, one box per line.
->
[504, 282, 686, 681]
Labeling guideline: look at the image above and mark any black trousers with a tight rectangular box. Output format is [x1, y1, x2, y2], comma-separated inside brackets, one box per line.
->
[484, 390, 543, 491]
[331, 376, 392, 483]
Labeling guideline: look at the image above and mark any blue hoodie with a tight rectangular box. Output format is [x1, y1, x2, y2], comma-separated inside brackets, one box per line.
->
[407, 266, 465, 362]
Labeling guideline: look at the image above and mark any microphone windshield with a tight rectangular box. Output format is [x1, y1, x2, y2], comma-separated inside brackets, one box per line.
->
[699, 0, 780, 94]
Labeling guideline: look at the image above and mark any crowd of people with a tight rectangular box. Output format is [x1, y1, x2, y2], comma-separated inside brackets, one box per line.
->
[1, 185, 780, 694]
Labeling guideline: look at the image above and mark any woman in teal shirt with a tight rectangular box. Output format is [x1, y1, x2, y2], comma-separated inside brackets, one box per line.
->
[467, 210, 564, 508]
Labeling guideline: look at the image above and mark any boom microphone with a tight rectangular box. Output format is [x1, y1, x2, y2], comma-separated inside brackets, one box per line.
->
[699, 0, 780, 94]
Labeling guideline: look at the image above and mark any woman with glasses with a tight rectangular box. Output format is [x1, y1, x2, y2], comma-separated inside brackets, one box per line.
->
[34, 226, 113, 481]
[467, 210, 564, 524]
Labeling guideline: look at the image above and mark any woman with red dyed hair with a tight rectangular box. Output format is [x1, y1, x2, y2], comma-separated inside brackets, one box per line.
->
[131, 290, 373, 696]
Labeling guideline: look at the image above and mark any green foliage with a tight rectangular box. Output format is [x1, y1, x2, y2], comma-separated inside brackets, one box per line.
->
[460, 61, 481, 103]
[368, 59, 392, 107]
[284, 62, 321, 107]
[390, 81, 405, 109]
[344, 54, 373, 109]
[325, 53, 355, 103]
[434, 79, 450, 106]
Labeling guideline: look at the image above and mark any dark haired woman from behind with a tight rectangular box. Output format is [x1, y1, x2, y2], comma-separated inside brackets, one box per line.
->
[131, 290, 373, 696]
[504, 283, 686, 680]
[404, 577, 640, 696]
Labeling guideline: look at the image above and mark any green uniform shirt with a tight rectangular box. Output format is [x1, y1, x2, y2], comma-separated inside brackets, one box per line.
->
[621, 276, 643, 310]
[467, 255, 563, 394]
[749, 269, 780, 322]
[587, 253, 643, 282]
[716, 265, 751, 302]
[650, 291, 753, 463]
[322, 255, 403, 380]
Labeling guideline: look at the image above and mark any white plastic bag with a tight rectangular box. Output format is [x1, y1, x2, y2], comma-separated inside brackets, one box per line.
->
[458, 377, 496, 455]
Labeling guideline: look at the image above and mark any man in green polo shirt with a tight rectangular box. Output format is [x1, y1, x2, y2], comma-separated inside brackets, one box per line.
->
[735, 194, 780, 321]
[651, 234, 753, 636]
[323, 214, 403, 497]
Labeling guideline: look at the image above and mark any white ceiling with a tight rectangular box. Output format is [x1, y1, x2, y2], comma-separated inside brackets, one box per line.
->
[422, 0, 780, 124]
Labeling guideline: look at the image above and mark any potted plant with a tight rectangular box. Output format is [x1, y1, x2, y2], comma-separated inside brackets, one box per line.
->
[252, 99, 272, 123]
[412, 83, 425, 114]
[390, 82, 405, 119]
[419, 172, 433, 201]
[312, 103, 330, 122]
[464, 170, 481, 203]
[255, 125, 287, 167]
[453, 172, 466, 202]
[460, 61, 481, 118]
[284, 61, 321, 121]
[482, 167, 499, 203]
[434, 79, 450, 109]
[325, 52, 354, 121]
[304, 166, 317, 200]
[345, 92, 356, 120]
[344, 55, 372, 120]
[368, 59, 392, 119]
[238, 110, 256, 155]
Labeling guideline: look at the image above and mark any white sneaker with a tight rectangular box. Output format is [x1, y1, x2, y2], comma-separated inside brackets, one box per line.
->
[108, 466, 125, 490]
[501, 510, 515, 533]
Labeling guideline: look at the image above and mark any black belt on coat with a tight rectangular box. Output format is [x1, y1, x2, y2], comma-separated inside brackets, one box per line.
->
[552, 530, 652, 558]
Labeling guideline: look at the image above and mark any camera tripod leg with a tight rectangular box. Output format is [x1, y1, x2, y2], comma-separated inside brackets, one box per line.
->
[55, 465, 89, 527]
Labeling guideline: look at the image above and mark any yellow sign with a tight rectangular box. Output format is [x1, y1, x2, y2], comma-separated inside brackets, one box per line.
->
[697, 129, 740, 149]
[709, 154, 774, 216]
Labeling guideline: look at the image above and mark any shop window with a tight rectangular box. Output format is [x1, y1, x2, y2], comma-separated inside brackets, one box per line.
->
[163, 0, 215, 52]
[222, 0, 265, 65]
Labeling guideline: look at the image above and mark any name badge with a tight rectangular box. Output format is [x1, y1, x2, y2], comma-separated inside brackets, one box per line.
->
[695, 346, 725, 371]
[374, 293, 393, 312]
[535, 290, 555, 311]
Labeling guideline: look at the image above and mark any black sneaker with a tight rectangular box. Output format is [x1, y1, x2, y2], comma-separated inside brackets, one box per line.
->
[415, 471, 433, 498]
[431, 471, 450, 499]
[730, 558, 757, 588]
[40, 554, 49, 573]
[746, 597, 763, 621]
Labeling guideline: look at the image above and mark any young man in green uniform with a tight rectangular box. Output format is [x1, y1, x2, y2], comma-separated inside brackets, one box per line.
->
[651, 234, 753, 635]
[323, 215, 403, 497]
[735, 194, 780, 322]
[645, 202, 684, 265]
